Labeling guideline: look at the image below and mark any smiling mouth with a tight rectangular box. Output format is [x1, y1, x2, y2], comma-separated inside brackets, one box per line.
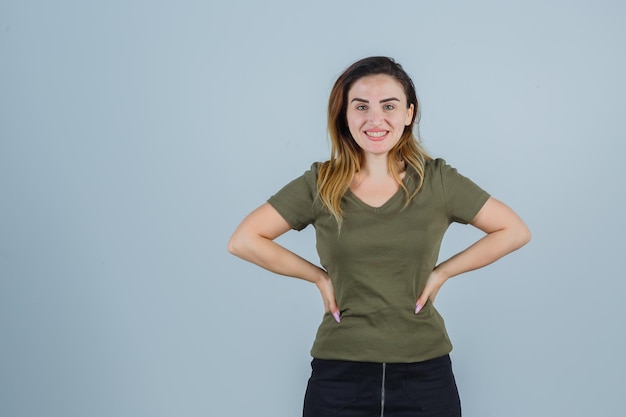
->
[366, 131, 388, 138]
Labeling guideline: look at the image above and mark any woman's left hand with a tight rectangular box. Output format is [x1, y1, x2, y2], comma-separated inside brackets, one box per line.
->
[413, 197, 531, 315]
[414, 269, 448, 314]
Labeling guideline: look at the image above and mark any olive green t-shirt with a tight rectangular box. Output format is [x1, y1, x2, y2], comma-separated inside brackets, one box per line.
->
[267, 158, 490, 363]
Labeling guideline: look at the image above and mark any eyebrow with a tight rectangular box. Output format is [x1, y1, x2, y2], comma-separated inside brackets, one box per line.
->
[350, 97, 401, 103]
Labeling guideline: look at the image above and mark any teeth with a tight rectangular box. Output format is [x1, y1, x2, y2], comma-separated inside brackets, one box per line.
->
[366, 131, 387, 137]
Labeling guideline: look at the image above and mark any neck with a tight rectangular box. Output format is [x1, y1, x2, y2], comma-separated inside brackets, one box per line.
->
[359, 153, 405, 180]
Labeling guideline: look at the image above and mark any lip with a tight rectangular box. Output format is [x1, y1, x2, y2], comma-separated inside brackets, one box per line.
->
[364, 130, 389, 141]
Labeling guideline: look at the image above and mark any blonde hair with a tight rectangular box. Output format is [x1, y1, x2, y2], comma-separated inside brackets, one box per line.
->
[318, 56, 431, 224]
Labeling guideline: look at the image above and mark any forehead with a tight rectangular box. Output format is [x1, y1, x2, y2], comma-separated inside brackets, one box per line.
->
[348, 74, 406, 100]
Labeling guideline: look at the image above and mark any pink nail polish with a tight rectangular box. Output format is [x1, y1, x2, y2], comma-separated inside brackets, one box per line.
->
[333, 311, 341, 323]
[415, 303, 423, 314]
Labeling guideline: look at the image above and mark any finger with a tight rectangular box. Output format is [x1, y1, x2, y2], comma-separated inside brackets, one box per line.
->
[332, 311, 341, 323]
[328, 299, 341, 323]
[415, 291, 430, 315]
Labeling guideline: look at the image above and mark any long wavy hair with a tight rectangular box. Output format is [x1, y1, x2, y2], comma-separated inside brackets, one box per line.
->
[318, 56, 431, 224]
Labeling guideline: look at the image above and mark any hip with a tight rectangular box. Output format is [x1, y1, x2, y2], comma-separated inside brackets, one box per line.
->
[303, 354, 461, 416]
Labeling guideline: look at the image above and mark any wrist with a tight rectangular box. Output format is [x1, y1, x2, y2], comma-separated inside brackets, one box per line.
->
[432, 266, 450, 282]
[313, 269, 330, 287]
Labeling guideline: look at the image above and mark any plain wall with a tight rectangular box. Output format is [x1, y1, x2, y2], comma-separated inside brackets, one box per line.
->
[1, 1, 624, 416]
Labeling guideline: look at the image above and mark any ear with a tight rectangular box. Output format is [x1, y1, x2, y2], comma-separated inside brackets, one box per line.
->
[405, 103, 415, 126]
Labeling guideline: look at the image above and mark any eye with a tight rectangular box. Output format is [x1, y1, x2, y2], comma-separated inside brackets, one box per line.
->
[383, 104, 395, 111]
[356, 104, 368, 111]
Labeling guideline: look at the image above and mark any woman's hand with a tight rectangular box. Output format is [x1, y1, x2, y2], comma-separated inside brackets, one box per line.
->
[414, 269, 448, 314]
[229, 203, 342, 322]
[414, 197, 530, 315]
[316, 274, 341, 323]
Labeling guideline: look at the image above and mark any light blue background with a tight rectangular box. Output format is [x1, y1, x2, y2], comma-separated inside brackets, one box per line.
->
[1, 1, 624, 416]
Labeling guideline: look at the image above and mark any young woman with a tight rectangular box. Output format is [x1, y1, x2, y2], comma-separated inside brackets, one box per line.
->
[228, 56, 530, 417]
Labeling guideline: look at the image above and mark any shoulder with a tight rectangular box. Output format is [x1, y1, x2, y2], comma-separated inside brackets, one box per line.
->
[306, 161, 322, 176]
[302, 161, 322, 187]
[423, 158, 463, 181]
[407, 158, 481, 193]
[267, 162, 325, 230]
[405, 157, 447, 183]
[274, 161, 324, 196]
[425, 157, 448, 172]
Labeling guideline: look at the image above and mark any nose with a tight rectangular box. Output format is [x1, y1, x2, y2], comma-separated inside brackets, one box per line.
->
[367, 108, 383, 124]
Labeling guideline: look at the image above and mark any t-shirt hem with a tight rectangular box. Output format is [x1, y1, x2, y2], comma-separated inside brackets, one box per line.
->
[309, 345, 453, 364]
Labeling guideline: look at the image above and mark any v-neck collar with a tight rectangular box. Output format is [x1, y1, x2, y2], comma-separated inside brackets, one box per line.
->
[344, 168, 415, 213]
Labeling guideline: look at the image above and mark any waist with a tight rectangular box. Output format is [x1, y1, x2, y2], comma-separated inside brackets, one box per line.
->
[310, 302, 453, 362]
[311, 354, 452, 377]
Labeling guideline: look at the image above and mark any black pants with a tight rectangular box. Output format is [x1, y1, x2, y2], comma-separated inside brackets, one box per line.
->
[303, 354, 461, 417]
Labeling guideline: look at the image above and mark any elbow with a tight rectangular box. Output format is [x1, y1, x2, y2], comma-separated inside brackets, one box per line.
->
[227, 233, 244, 257]
[227, 229, 259, 260]
[515, 222, 532, 249]
[523, 225, 532, 245]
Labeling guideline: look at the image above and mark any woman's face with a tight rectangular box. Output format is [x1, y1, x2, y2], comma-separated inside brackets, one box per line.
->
[346, 74, 414, 158]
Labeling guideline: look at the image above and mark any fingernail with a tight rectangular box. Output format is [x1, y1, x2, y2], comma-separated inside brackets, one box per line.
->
[414, 303, 423, 314]
[333, 311, 341, 323]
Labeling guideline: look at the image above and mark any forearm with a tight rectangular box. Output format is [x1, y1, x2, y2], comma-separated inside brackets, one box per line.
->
[414, 198, 530, 309]
[228, 233, 326, 285]
[435, 227, 528, 279]
[228, 203, 340, 319]
[228, 202, 328, 285]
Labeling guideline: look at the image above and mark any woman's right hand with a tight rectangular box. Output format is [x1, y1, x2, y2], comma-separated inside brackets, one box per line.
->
[228, 203, 341, 322]
[316, 274, 341, 323]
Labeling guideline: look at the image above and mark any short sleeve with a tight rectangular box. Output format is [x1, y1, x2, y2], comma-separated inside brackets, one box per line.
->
[267, 163, 319, 231]
[436, 159, 490, 224]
